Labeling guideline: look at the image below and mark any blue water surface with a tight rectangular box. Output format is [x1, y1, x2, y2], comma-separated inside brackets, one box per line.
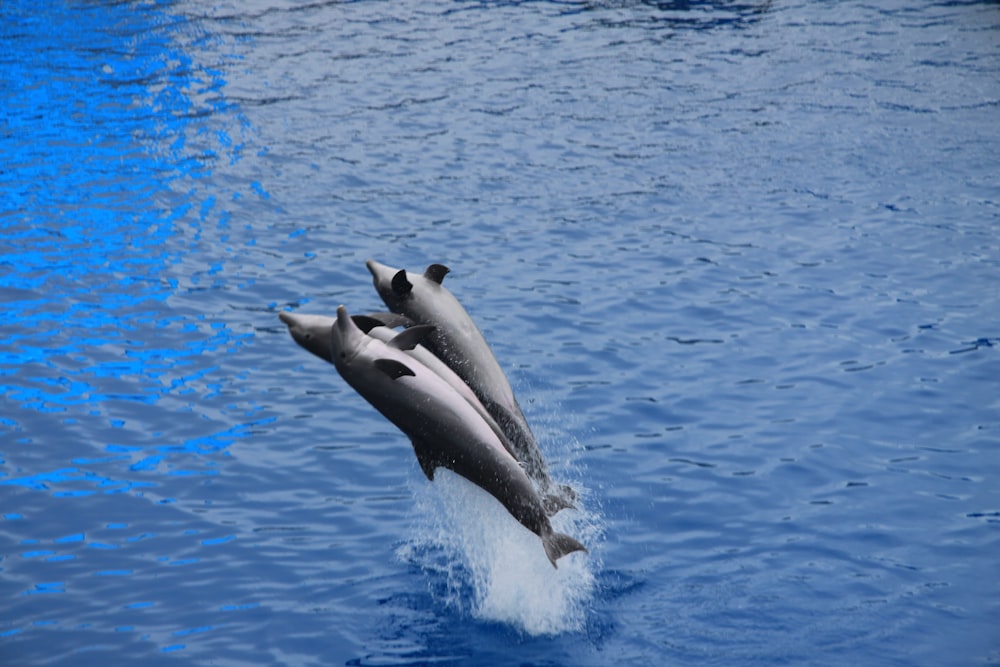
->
[2, 1, 999, 665]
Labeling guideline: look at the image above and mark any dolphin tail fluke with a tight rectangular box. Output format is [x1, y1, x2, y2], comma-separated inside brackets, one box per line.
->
[542, 493, 576, 516]
[557, 483, 578, 503]
[542, 531, 587, 569]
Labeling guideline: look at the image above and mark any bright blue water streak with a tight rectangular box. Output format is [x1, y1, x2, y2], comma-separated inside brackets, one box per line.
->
[1, 1, 251, 490]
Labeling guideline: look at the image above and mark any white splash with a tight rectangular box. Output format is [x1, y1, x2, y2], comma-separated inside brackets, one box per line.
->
[399, 468, 600, 636]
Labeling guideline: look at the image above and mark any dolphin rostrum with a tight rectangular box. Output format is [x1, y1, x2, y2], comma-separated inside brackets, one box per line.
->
[278, 307, 586, 567]
[365, 260, 559, 494]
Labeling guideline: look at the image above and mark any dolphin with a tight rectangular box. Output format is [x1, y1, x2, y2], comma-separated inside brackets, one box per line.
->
[276, 311, 524, 466]
[278, 307, 586, 567]
[365, 260, 559, 494]
[281, 310, 573, 515]
[351, 314, 524, 463]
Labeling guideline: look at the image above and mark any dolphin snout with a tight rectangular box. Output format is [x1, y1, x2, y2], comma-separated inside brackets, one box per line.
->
[365, 258, 394, 279]
[335, 304, 355, 334]
[278, 311, 296, 327]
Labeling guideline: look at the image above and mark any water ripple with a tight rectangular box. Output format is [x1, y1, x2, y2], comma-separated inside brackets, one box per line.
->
[3, 0, 999, 664]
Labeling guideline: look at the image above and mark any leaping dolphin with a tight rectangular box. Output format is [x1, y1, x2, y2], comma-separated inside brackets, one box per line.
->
[275, 311, 524, 468]
[352, 314, 524, 466]
[365, 260, 559, 495]
[278, 307, 586, 567]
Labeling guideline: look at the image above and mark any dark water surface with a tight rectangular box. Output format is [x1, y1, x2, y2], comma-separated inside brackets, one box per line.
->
[2, 1, 999, 665]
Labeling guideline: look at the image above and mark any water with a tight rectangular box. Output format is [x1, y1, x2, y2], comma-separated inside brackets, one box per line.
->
[2, 0, 998, 664]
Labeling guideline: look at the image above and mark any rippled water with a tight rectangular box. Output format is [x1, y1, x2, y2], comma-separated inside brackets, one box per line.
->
[2, 0, 999, 665]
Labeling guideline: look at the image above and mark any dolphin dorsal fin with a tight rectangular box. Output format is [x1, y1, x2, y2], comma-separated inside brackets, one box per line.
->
[387, 324, 435, 351]
[352, 314, 385, 334]
[369, 311, 415, 328]
[391, 270, 413, 296]
[374, 358, 415, 380]
[424, 264, 450, 284]
[352, 312, 415, 333]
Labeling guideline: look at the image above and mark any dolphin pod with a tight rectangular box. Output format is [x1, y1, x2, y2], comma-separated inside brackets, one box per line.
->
[279, 306, 585, 567]
[278, 262, 585, 567]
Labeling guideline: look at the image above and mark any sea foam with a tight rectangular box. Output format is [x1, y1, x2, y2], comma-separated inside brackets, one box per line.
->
[399, 467, 599, 636]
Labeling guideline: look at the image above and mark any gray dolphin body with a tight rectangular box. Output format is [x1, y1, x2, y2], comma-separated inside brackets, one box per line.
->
[278, 307, 586, 567]
[276, 311, 521, 464]
[365, 260, 555, 491]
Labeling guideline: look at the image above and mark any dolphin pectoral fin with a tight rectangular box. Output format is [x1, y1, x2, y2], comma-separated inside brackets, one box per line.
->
[387, 324, 436, 351]
[542, 532, 588, 569]
[424, 263, 450, 284]
[542, 492, 576, 516]
[374, 358, 416, 380]
[391, 270, 413, 296]
[410, 439, 438, 480]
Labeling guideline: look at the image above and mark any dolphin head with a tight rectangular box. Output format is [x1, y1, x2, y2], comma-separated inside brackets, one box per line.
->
[366, 259, 412, 311]
[278, 311, 336, 363]
[330, 305, 369, 369]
